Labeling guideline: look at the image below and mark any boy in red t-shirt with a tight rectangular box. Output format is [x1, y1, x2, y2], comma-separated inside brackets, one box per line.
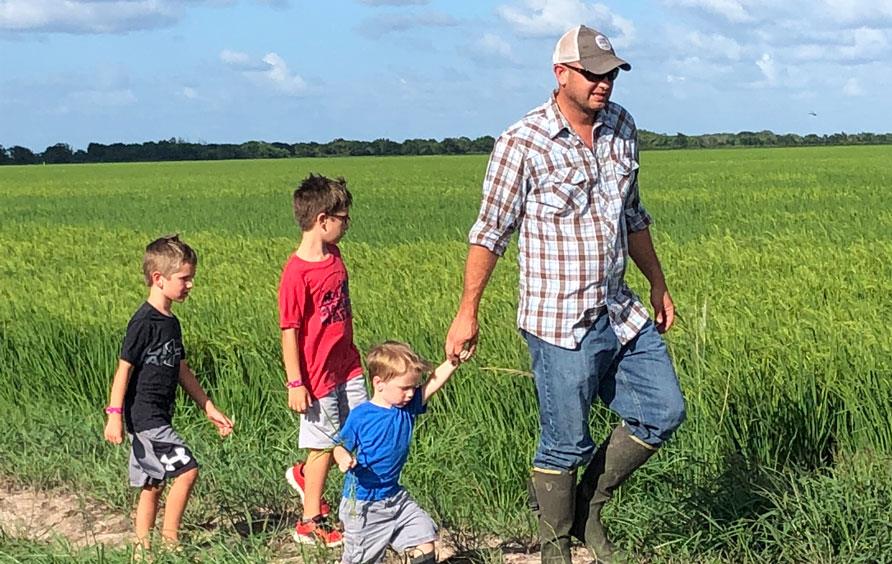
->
[278, 174, 367, 546]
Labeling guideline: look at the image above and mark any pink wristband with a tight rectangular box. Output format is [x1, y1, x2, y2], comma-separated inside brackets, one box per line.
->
[105, 406, 123, 415]
[285, 380, 304, 389]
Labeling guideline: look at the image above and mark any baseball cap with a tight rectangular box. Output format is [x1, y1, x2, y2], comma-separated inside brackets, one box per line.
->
[553, 25, 631, 74]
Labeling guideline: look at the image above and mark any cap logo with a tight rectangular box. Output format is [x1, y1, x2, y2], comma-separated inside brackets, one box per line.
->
[595, 35, 612, 51]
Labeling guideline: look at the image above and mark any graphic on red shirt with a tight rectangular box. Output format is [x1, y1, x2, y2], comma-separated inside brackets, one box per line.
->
[320, 280, 352, 326]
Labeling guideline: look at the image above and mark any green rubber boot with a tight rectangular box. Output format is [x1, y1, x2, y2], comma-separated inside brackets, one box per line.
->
[531, 468, 577, 564]
[572, 425, 657, 563]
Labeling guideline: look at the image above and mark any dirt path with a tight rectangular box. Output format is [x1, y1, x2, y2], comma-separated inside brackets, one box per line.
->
[0, 478, 132, 549]
[0, 478, 593, 562]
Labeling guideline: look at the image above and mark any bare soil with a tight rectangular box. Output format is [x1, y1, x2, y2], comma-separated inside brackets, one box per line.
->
[0, 478, 592, 562]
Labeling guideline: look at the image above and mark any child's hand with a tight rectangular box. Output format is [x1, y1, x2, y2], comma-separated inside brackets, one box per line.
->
[288, 386, 312, 413]
[338, 456, 356, 473]
[205, 401, 234, 437]
[451, 348, 473, 366]
[104, 416, 124, 444]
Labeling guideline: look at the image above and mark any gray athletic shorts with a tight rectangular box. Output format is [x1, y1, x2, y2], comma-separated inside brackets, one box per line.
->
[128, 425, 198, 487]
[339, 489, 437, 564]
[299, 376, 368, 449]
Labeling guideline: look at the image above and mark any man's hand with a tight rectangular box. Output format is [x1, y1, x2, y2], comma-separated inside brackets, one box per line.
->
[288, 386, 312, 413]
[104, 416, 124, 444]
[205, 401, 234, 437]
[651, 285, 675, 333]
[446, 311, 479, 363]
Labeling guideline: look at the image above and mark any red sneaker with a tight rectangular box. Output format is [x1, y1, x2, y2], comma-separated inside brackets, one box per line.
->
[285, 462, 331, 517]
[292, 515, 343, 547]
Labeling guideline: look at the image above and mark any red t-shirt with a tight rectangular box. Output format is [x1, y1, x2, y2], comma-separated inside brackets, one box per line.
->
[278, 245, 363, 399]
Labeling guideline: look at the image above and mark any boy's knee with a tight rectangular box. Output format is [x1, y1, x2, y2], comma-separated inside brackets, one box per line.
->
[404, 546, 435, 564]
[177, 467, 199, 484]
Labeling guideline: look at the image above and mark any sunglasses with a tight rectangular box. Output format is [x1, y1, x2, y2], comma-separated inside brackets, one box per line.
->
[563, 65, 620, 83]
[328, 213, 350, 224]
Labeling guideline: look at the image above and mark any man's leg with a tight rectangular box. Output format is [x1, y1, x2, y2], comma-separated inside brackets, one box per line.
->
[161, 466, 199, 545]
[524, 326, 610, 564]
[575, 320, 685, 563]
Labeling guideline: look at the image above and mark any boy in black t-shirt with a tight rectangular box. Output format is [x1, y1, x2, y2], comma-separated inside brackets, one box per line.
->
[103, 235, 233, 550]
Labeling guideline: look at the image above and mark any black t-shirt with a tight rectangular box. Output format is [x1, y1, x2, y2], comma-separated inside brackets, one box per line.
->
[120, 302, 186, 432]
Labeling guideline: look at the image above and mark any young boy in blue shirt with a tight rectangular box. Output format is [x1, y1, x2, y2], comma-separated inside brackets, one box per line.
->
[332, 341, 470, 564]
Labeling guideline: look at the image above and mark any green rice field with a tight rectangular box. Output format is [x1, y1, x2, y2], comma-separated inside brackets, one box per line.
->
[1, 146, 891, 562]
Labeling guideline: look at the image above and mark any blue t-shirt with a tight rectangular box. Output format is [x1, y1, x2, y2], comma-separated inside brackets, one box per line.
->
[337, 389, 426, 501]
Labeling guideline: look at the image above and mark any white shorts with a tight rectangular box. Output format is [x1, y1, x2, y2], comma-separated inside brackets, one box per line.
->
[299, 375, 368, 449]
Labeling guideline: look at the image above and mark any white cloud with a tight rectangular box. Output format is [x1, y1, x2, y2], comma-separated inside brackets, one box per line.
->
[220, 49, 269, 70]
[181, 87, 199, 99]
[260, 52, 306, 95]
[663, 0, 754, 23]
[0, 0, 286, 34]
[0, 0, 178, 34]
[815, 0, 892, 26]
[755, 52, 777, 84]
[667, 74, 686, 82]
[473, 33, 517, 62]
[682, 31, 742, 61]
[357, 10, 458, 38]
[792, 27, 888, 63]
[358, 0, 430, 5]
[843, 77, 864, 96]
[220, 49, 307, 95]
[497, 0, 635, 47]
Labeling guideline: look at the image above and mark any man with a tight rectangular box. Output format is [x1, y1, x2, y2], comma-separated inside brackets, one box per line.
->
[445, 25, 686, 564]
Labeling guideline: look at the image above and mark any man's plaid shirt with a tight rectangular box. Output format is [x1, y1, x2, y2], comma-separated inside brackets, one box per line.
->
[468, 95, 653, 348]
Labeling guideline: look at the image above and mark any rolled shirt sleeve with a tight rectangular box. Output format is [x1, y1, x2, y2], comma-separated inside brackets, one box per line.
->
[468, 134, 527, 256]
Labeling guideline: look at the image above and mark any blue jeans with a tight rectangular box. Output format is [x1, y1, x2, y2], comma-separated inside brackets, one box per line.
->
[523, 315, 685, 471]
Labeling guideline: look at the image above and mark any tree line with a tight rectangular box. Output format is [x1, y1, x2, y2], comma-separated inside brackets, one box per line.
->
[2, 130, 891, 165]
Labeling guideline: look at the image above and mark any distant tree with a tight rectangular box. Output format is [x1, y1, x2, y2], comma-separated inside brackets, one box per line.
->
[471, 135, 495, 153]
[0, 145, 10, 164]
[9, 146, 37, 165]
[42, 143, 74, 164]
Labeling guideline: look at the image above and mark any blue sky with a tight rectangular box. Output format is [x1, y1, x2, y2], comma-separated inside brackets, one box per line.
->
[3, 0, 892, 151]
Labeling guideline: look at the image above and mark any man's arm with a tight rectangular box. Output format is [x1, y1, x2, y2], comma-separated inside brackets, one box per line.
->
[628, 228, 675, 333]
[445, 245, 500, 361]
[178, 360, 233, 436]
[282, 328, 312, 412]
[103, 360, 133, 444]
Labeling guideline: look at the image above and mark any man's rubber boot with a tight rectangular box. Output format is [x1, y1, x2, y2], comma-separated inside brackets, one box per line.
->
[572, 425, 657, 563]
[531, 468, 576, 564]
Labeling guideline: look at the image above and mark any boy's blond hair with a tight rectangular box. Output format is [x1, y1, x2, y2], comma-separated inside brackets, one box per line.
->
[142, 234, 197, 286]
[293, 173, 353, 231]
[367, 341, 433, 382]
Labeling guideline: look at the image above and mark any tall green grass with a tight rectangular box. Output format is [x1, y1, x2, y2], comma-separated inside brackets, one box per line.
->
[1, 147, 891, 561]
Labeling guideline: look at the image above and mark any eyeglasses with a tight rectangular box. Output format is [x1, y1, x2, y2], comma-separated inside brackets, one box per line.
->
[562, 65, 620, 83]
[328, 213, 350, 224]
